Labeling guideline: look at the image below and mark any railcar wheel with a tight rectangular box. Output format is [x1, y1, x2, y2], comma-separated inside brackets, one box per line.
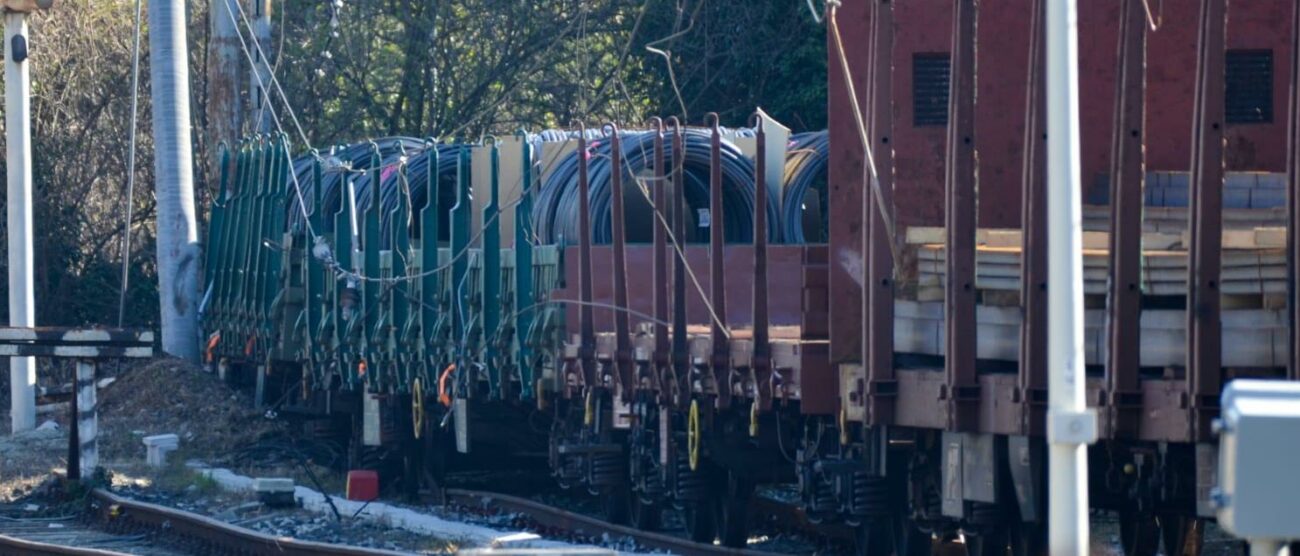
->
[934, 533, 967, 556]
[1008, 521, 1047, 556]
[963, 527, 1009, 556]
[855, 518, 896, 556]
[629, 496, 663, 531]
[682, 499, 718, 544]
[1158, 514, 1203, 556]
[603, 485, 632, 525]
[1119, 513, 1159, 556]
[718, 475, 754, 548]
[896, 519, 934, 556]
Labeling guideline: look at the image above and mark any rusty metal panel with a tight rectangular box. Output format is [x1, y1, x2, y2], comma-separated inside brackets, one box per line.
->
[670, 120, 689, 408]
[865, 0, 897, 427]
[801, 246, 835, 415]
[1186, 0, 1226, 443]
[1138, 378, 1192, 443]
[827, 0, 871, 368]
[552, 246, 809, 332]
[1018, 0, 1049, 438]
[944, 0, 979, 433]
[894, 369, 947, 430]
[576, 131, 597, 390]
[607, 128, 634, 399]
[707, 116, 731, 408]
[978, 373, 1020, 436]
[650, 120, 670, 394]
[751, 120, 773, 410]
[1105, 0, 1148, 440]
[1288, 0, 1300, 382]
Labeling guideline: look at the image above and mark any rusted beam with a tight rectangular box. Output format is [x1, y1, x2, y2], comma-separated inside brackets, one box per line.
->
[706, 114, 731, 409]
[606, 124, 634, 400]
[1186, 0, 1226, 443]
[1105, 0, 1148, 440]
[1019, 0, 1050, 438]
[575, 124, 597, 391]
[751, 114, 772, 411]
[944, 0, 979, 433]
[669, 118, 689, 408]
[864, 0, 896, 427]
[1288, 0, 1300, 382]
[650, 118, 670, 396]
[827, 0, 871, 369]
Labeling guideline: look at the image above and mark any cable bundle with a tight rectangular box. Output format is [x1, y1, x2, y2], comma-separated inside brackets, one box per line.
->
[533, 129, 781, 245]
[781, 131, 829, 244]
[284, 139, 475, 250]
[286, 137, 425, 234]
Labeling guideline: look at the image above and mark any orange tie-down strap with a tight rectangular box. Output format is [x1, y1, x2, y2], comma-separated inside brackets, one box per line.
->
[438, 364, 456, 407]
[205, 332, 221, 363]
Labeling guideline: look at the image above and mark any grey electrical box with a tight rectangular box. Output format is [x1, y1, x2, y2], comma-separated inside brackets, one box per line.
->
[1215, 379, 1300, 542]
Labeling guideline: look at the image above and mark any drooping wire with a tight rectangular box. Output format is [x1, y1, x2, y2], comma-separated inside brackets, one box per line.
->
[117, 0, 144, 327]
[225, 0, 313, 150]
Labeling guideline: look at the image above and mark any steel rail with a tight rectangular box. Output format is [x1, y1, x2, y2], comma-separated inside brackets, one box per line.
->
[82, 489, 401, 556]
[446, 488, 796, 556]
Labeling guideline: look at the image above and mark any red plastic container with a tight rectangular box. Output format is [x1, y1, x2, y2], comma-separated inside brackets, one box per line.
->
[346, 470, 379, 501]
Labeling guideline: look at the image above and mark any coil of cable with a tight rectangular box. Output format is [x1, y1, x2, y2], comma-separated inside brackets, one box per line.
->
[286, 137, 425, 235]
[781, 131, 829, 244]
[533, 129, 780, 245]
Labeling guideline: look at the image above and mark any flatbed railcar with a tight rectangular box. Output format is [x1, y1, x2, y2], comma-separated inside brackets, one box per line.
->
[199, 1, 1300, 554]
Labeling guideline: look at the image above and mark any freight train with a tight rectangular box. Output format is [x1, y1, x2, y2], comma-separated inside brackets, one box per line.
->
[199, 1, 1300, 554]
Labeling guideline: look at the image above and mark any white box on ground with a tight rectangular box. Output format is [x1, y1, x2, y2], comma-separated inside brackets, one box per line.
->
[142, 433, 179, 467]
[1215, 379, 1300, 543]
[253, 477, 296, 507]
[252, 477, 294, 494]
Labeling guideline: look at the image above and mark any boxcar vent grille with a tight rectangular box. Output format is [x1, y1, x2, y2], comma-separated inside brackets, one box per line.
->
[913, 53, 951, 127]
[1226, 49, 1273, 124]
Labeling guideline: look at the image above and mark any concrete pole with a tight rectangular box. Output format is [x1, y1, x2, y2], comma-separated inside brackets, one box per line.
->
[1046, 0, 1096, 554]
[75, 360, 98, 478]
[207, 0, 242, 163]
[150, 0, 201, 360]
[251, 0, 272, 133]
[4, 11, 36, 434]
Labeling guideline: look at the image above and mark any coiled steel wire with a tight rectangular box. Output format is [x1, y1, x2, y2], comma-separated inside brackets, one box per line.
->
[781, 131, 829, 244]
[533, 129, 781, 245]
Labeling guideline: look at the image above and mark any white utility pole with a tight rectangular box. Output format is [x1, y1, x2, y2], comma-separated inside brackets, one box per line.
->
[3, 0, 52, 434]
[251, 0, 272, 133]
[150, 0, 201, 360]
[1046, 0, 1097, 554]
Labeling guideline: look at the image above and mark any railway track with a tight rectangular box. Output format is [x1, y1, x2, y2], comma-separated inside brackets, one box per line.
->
[0, 489, 402, 556]
[444, 488, 850, 556]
